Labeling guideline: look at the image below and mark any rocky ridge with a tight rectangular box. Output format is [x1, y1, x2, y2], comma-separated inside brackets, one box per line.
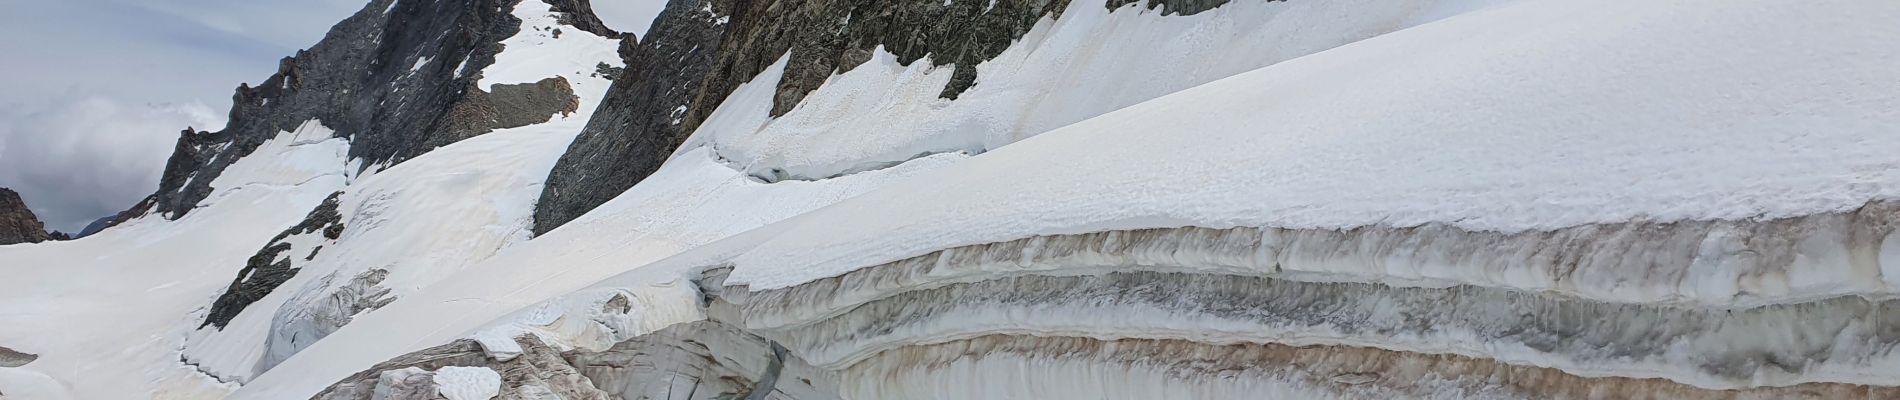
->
[0, 188, 53, 245]
[138, 0, 628, 222]
[530, 0, 1179, 234]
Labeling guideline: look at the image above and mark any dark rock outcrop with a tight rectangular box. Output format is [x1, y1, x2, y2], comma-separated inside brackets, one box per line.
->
[139, 0, 626, 221]
[531, 0, 729, 235]
[201, 191, 347, 329]
[546, 0, 620, 38]
[0, 345, 36, 367]
[1105, 0, 1236, 16]
[533, 0, 1075, 235]
[0, 188, 52, 245]
[311, 337, 615, 400]
[432, 77, 584, 147]
[312, 322, 834, 400]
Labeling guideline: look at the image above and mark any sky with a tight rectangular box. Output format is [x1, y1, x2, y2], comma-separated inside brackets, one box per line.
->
[0, 0, 662, 233]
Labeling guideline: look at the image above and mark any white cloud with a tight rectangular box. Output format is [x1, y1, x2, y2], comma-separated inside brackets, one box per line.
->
[0, 0, 359, 233]
[0, 97, 224, 232]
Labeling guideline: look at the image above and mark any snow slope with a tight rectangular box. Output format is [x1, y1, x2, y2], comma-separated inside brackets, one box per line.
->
[230, 145, 963, 398]
[175, 0, 627, 383]
[176, 115, 590, 383]
[0, 0, 629, 396]
[15, 0, 1898, 397]
[682, 0, 1900, 393]
[0, 121, 350, 399]
[227, 0, 1642, 396]
[683, 0, 1513, 180]
[297, 0, 1900, 396]
[722, 0, 1900, 291]
[477, 0, 625, 92]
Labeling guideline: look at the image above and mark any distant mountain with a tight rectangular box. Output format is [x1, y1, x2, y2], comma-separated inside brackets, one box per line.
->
[75, 215, 112, 238]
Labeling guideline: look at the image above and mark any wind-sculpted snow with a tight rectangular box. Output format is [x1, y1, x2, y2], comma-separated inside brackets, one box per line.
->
[679, 0, 1514, 181]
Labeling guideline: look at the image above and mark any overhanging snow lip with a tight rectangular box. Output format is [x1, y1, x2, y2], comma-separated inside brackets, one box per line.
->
[739, 269, 1900, 389]
[725, 200, 1900, 318]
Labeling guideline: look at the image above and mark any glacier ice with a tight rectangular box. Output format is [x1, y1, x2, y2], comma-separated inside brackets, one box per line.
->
[329, 0, 1900, 398]
[9, 0, 1898, 397]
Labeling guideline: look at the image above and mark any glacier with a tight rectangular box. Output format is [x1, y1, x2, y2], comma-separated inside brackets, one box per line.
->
[2, 0, 1897, 398]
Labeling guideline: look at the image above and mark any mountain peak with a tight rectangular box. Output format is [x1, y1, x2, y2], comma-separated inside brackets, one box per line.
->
[139, 0, 632, 221]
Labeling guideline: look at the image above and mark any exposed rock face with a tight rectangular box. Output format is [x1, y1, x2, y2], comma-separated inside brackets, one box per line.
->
[313, 322, 836, 400]
[0, 188, 52, 245]
[1105, 0, 1236, 15]
[543, 0, 620, 38]
[0, 345, 37, 367]
[141, 0, 624, 221]
[432, 77, 584, 148]
[311, 338, 614, 400]
[531, 0, 728, 235]
[202, 191, 347, 329]
[532, 0, 1075, 234]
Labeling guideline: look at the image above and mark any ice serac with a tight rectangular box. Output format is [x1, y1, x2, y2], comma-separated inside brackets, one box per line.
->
[274, 0, 1900, 398]
[0, 188, 52, 245]
[139, 0, 628, 222]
